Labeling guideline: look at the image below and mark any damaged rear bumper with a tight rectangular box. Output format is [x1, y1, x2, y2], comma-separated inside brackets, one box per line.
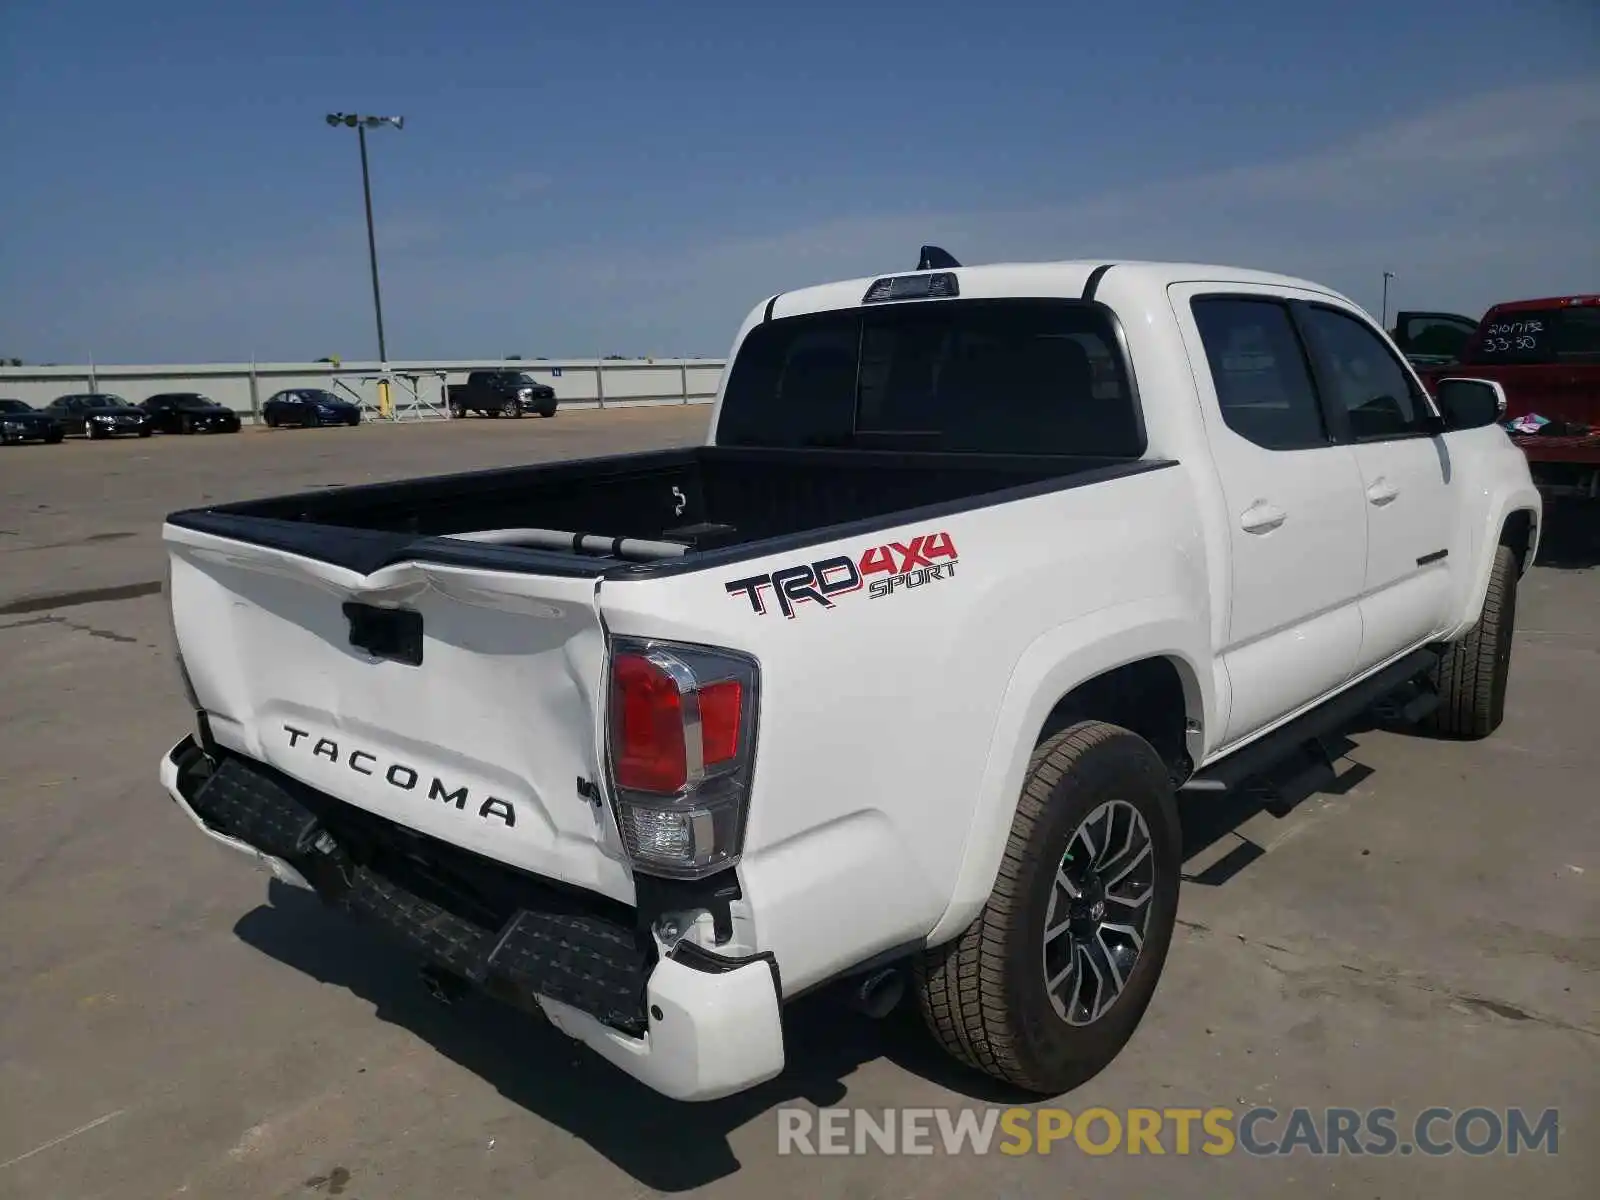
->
[158, 734, 785, 1101]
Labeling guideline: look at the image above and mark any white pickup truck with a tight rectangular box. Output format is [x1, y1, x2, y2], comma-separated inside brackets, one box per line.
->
[158, 251, 1540, 1102]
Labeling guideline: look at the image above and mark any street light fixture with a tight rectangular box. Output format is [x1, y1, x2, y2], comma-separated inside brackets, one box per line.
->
[325, 112, 404, 367]
[1381, 270, 1397, 329]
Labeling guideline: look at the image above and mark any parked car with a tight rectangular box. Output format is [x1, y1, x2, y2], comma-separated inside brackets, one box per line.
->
[0, 398, 66, 445]
[261, 389, 363, 428]
[141, 392, 242, 435]
[1413, 295, 1600, 499]
[446, 370, 558, 418]
[47, 393, 153, 438]
[157, 251, 1538, 1103]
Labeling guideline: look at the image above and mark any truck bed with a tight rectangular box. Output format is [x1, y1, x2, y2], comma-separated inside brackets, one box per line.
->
[166, 445, 1161, 577]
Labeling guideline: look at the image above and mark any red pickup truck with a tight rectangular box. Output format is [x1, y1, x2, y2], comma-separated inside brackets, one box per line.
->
[1395, 295, 1600, 498]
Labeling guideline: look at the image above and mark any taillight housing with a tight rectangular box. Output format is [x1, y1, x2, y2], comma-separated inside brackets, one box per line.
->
[606, 636, 760, 879]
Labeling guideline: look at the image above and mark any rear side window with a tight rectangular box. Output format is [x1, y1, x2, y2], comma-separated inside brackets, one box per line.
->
[716, 299, 1141, 456]
[1190, 298, 1327, 451]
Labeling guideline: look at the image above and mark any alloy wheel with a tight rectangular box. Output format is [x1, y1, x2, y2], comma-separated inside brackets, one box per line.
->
[1041, 798, 1157, 1026]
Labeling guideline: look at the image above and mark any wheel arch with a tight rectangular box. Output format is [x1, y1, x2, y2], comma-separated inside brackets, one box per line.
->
[1500, 507, 1537, 575]
[1449, 492, 1541, 638]
[1037, 656, 1199, 786]
[925, 599, 1211, 946]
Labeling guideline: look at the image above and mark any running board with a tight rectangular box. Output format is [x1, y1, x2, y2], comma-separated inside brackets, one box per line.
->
[1181, 648, 1441, 795]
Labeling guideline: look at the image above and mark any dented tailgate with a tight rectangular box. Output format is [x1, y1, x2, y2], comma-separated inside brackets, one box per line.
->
[164, 522, 636, 905]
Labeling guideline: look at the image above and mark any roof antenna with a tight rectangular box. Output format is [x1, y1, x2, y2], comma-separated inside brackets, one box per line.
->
[917, 245, 960, 270]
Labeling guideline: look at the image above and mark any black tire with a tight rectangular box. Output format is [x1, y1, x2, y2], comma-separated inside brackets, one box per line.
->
[86, 423, 103, 440]
[451, 403, 468, 420]
[914, 721, 1182, 1094]
[1424, 544, 1518, 739]
[138, 427, 152, 438]
[46, 430, 63, 445]
[539, 402, 557, 418]
[180, 414, 194, 435]
[501, 398, 522, 418]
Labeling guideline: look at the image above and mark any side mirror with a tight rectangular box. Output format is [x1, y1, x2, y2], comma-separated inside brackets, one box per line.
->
[1434, 377, 1507, 431]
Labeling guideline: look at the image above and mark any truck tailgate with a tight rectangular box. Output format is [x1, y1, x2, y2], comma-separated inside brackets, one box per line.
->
[164, 522, 634, 904]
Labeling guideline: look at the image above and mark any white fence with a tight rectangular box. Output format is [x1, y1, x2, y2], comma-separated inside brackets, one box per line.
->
[0, 358, 726, 424]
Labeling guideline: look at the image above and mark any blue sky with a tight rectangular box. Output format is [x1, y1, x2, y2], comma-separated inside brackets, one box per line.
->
[1, 0, 1596, 364]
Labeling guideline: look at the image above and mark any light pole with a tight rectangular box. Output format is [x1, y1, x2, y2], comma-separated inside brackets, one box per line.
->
[325, 113, 404, 366]
[1381, 270, 1396, 329]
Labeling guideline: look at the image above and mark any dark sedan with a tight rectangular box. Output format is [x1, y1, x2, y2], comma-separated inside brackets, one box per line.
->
[141, 392, 242, 435]
[46, 393, 154, 439]
[0, 398, 65, 445]
[261, 389, 363, 428]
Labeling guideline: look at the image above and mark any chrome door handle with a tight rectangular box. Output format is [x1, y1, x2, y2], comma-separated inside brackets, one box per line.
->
[1367, 479, 1399, 506]
[1240, 501, 1286, 533]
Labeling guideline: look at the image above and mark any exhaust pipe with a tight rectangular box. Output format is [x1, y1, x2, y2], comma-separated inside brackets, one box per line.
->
[849, 966, 905, 1019]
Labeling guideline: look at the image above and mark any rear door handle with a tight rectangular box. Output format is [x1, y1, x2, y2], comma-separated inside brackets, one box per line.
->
[1367, 479, 1399, 506]
[1240, 501, 1287, 533]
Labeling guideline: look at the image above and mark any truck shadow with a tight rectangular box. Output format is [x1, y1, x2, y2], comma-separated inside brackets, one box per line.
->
[230, 695, 1462, 1185]
[1176, 735, 1373, 888]
[233, 739, 1389, 1187]
[233, 882, 1034, 1192]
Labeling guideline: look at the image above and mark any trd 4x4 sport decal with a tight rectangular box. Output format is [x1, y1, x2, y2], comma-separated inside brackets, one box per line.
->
[725, 531, 958, 619]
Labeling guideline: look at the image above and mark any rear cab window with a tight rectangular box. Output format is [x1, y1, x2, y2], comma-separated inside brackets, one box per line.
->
[716, 298, 1143, 457]
[1464, 302, 1600, 365]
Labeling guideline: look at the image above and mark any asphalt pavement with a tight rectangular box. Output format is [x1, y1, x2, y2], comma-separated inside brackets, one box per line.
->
[1, 409, 1595, 1199]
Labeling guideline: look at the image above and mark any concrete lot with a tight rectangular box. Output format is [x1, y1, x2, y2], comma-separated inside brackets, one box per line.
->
[1, 410, 1596, 1199]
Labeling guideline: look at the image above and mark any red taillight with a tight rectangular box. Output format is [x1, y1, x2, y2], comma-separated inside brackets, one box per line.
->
[611, 655, 748, 792]
[606, 638, 759, 879]
[613, 653, 688, 793]
[698, 679, 743, 765]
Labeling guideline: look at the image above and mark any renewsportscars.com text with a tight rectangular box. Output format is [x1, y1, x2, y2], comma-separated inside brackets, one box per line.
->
[776, 1105, 1559, 1158]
